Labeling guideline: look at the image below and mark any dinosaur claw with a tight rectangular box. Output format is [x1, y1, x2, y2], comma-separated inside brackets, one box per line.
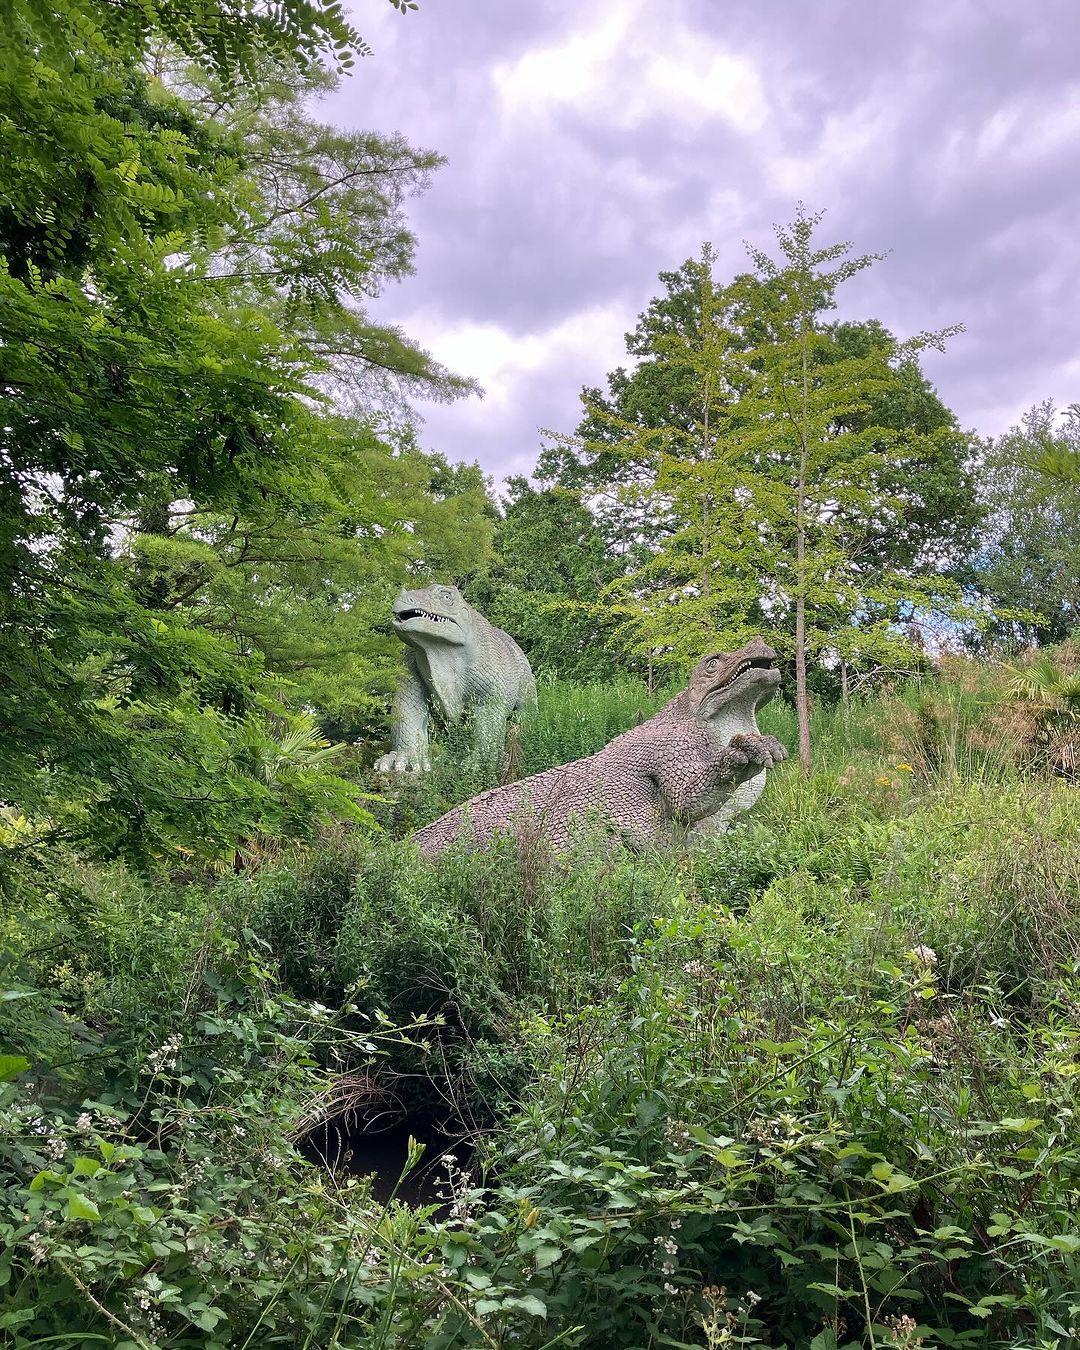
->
[728, 732, 788, 768]
[374, 751, 428, 774]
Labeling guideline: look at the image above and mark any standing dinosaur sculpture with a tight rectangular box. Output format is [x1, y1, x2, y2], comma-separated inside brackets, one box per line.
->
[412, 637, 786, 857]
[374, 585, 536, 774]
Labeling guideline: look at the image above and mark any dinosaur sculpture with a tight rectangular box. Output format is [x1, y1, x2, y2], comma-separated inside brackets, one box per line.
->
[413, 636, 786, 857]
[374, 584, 536, 774]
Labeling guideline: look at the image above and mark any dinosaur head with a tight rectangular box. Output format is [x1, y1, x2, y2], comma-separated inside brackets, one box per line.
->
[681, 637, 781, 721]
[392, 584, 472, 649]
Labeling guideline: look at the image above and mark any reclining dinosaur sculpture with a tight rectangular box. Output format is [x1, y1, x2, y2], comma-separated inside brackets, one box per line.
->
[413, 636, 786, 857]
[374, 584, 536, 774]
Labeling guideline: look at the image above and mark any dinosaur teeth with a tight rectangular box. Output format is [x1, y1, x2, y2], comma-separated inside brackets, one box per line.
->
[715, 656, 774, 690]
[395, 607, 459, 627]
[718, 660, 751, 689]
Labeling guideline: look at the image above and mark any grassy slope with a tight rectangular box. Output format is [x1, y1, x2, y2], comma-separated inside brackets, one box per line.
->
[1, 674, 1078, 1347]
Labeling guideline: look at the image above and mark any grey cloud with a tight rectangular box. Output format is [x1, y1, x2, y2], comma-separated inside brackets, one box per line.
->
[331, 0, 1080, 475]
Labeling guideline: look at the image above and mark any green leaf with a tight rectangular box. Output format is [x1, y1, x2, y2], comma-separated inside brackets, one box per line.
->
[64, 1193, 101, 1222]
[0, 1055, 30, 1081]
[29, 1169, 62, 1191]
[506, 1294, 547, 1318]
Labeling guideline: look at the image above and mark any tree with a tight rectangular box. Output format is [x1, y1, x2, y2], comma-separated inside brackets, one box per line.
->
[541, 252, 979, 587]
[973, 404, 1080, 646]
[0, 0, 480, 866]
[738, 211, 975, 768]
[132, 430, 497, 745]
[472, 478, 625, 681]
[541, 247, 776, 675]
[549, 212, 980, 768]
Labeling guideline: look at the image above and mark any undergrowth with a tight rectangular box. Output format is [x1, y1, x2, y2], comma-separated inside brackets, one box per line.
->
[1, 670, 1078, 1347]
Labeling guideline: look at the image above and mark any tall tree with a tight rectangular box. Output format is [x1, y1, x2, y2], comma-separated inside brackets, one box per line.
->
[548, 212, 981, 767]
[541, 251, 979, 585]
[739, 212, 966, 767]
[973, 403, 1080, 645]
[0, 0, 482, 865]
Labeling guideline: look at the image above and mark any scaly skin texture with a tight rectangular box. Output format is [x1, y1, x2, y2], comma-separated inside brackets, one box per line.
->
[413, 637, 787, 857]
[375, 584, 536, 774]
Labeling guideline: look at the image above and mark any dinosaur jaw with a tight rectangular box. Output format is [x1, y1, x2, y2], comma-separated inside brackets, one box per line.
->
[698, 659, 781, 720]
[393, 607, 466, 647]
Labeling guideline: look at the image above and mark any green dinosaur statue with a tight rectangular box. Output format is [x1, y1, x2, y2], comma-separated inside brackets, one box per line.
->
[374, 585, 536, 774]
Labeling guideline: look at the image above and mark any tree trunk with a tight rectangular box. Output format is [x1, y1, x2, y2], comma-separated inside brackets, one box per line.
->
[794, 592, 811, 773]
[840, 658, 849, 705]
[795, 320, 812, 774]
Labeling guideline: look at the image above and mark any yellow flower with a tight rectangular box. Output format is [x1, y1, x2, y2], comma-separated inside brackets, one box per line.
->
[896, 762, 914, 773]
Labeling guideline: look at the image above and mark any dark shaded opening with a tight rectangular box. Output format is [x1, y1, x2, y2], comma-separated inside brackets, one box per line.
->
[298, 1097, 475, 1209]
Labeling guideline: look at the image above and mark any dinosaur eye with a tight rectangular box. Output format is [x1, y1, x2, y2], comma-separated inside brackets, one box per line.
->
[439, 587, 454, 601]
[705, 657, 719, 674]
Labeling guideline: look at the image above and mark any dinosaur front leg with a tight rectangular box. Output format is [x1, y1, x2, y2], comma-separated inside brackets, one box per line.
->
[659, 732, 788, 829]
[686, 741, 776, 840]
[470, 700, 513, 774]
[374, 660, 432, 773]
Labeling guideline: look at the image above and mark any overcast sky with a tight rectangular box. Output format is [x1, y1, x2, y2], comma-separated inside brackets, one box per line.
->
[325, 0, 1080, 483]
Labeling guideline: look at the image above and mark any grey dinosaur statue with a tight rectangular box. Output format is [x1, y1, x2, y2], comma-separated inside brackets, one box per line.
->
[412, 636, 786, 857]
[374, 584, 536, 774]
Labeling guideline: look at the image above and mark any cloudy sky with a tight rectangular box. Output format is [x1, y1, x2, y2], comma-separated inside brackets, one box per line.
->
[326, 0, 1080, 482]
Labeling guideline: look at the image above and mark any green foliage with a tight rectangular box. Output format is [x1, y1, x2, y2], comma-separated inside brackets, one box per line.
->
[541, 214, 983, 749]
[1031, 401, 1080, 490]
[0, 924, 436, 1346]
[472, 478, 627, 681]
[0, 0, 490, 869]
[254, 828, 674, 1045]
[974, 403, 1080, 645]
[2, 9, 1078, 1341]
[3, 677, 1079, 1346]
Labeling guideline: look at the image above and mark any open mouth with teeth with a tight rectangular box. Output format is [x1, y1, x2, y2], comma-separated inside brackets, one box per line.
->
[698, 653, 779, 717]
[395, 607, 457, 627]
[715, 655, 775, 690]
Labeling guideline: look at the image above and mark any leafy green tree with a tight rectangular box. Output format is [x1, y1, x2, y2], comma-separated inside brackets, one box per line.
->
[542, 251, 979, 587]
[0, 0, 478, 866]
[737, 211, 976, 767]
[552, 213, 979, 768]
[472, 478, 625, 680]
[973, 403, 1080, 646]
[130, 429, 496, 741]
